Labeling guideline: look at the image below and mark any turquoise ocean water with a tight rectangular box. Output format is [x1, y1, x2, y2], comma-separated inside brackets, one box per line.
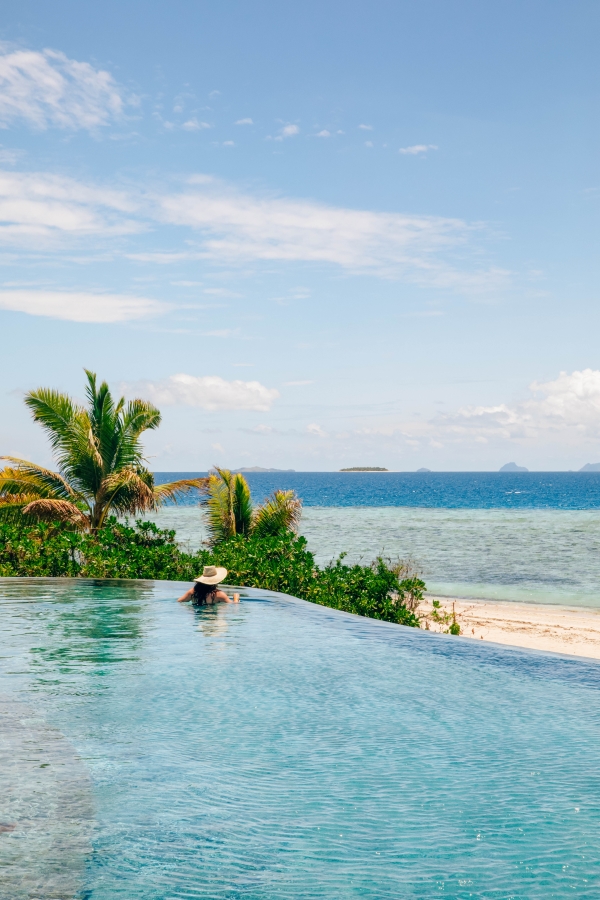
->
[149, 471, 600, 607]
[2, 577, 600, 898]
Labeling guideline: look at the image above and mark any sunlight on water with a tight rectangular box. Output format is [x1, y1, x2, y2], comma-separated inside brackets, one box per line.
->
[2, 578, 600, 898]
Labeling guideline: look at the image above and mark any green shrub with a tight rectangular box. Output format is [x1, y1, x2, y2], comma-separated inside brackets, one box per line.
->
[0, 520, 421, 627]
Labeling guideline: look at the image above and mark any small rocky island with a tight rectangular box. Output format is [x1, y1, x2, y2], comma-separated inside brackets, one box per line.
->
[340, 467, 389, 472]
[499, 462, 529, 472]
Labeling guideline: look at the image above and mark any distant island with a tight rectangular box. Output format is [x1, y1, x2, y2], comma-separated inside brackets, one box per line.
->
[416, 468, 432, 473]
[340, 467, 389, 472]
[579, 463, 600, 472]
[499, 463, 529, 473]
[235, 467, 296, 473]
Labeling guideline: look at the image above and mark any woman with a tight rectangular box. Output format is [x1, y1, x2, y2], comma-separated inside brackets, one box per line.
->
[177, 565, 240, 605]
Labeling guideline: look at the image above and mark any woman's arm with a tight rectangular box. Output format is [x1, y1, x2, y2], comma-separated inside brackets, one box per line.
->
[178, 587, 195, 602]
[216, 590, 240, 603]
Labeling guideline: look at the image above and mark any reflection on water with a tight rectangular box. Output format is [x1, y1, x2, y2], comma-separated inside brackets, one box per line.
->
[2, 579, 153, 675]
[2, 579, 600, 898]
[194, 604, 231, 638]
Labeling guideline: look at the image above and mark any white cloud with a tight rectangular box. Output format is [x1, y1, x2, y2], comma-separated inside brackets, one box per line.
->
[399, 144, 438, 155]
[156, 176, 503, 290]
[235, 117, 253, 125]
[0, 290, 165, 322]
[0, 166, 507, 294]
[358, 369, 600, 454]
[0, 170, 139, 241]
[307, 423, 327, 437]
[182, 118, 212, 131]
[358, 124, 373, 131]
[223, 140, 234, 147]
[134, 374, 279, 411]
[365, 141, 374, 148]
[274, 124, 299, 141]
[446, 370, 600, 441]
[0, 47, 125, 131]
[316, 129, 330, 138]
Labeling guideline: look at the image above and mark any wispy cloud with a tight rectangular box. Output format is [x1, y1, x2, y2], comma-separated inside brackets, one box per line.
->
[399, 144, 438, 156]
[316, 129, 330, 138]
[182, 118, 212, 131]
[0, 289, 165, 322]
[0, 170, 139, 241]
[358, 124, 373, 131]
[0, 46, 127, 131]
[156, 176, 505, 290]
[307, 423, 327, 437]
[274, 124, 299, 141]
[130, 373, 279, 411]
[0, 166, 508, 295]
[235, 117, 253, 125]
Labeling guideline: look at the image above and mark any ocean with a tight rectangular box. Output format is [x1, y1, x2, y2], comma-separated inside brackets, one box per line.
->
[151, 472, 600, 609]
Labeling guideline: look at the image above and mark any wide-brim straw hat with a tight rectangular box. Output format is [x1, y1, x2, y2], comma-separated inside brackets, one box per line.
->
[194, 565, 228, 585]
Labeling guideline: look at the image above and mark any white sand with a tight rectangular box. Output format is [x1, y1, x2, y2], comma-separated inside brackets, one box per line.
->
[421, 596, 600, 660]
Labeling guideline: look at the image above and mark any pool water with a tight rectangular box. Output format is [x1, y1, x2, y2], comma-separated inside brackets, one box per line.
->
[1, 578, 600, 898]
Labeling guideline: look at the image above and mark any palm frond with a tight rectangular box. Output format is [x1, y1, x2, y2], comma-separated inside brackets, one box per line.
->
[24, 388, 83, 457]
[0, 494, 48, 524]
[205, 470, 236, 544]
[252, 490, 302, 538]
[21, 498, 89, 529]
[0, 458, 81, 501]
[232, 473, 253, 535]
[85, 369, 119, 474]
[98, 467, 156, 514]
[154, 477, 209, 505]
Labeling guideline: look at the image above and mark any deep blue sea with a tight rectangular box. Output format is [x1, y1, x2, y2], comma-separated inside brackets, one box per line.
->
[151, 473, 600, 608]
[154, 471, 600, 509]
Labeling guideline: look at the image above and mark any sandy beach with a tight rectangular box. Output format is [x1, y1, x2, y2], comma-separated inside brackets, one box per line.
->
[422, 596, 600, 660]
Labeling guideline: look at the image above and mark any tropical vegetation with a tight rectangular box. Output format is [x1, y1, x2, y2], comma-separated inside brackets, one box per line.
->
[0, 369, 432, 630]
[0, 370, 205, 532]
[0, 519, 424, 627]
[204, 468, 302, 543]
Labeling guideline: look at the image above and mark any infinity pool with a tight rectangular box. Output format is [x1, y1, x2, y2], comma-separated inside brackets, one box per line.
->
[1, 578, 600, 898]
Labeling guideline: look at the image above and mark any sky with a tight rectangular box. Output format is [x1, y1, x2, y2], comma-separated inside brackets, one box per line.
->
[1, 0, 600, 471]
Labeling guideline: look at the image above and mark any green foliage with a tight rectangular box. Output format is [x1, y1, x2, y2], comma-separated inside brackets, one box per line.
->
[430, 598, 462, 635]
[205, 468, 302, 544]
[0, 521, 421, 628]
[0, 369, 206, 532]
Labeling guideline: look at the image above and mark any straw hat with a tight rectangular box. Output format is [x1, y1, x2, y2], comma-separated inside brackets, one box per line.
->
[194, 565, 228, 585]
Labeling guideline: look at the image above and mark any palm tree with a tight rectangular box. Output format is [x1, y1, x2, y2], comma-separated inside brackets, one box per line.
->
[205, 468, 301, 544]
[0, 370, 206, 532]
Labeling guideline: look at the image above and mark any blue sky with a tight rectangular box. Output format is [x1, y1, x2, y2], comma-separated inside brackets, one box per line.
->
[1, 0, 600, 471]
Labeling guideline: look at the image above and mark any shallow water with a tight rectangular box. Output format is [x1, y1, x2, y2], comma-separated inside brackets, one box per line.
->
[147, 506, 600, 608]
[2, 577, 600, 898]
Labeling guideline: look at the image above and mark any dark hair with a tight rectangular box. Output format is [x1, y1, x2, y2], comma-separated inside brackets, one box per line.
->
[192, 581, 218, 605]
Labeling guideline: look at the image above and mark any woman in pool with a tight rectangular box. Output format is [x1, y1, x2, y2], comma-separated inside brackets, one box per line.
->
[177, 565, 240, 605]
